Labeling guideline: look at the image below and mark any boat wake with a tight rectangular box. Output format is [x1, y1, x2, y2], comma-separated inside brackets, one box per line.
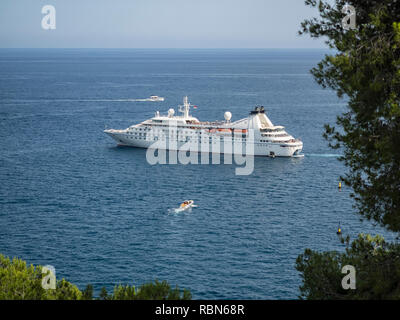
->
[307, 153, 341, 158]
[168, 201, 198, 214]
[3, 98, 161, 103]
[168, 207, 193, 214]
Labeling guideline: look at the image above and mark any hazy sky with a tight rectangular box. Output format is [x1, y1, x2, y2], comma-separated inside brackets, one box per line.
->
[0, 0, 326, 48]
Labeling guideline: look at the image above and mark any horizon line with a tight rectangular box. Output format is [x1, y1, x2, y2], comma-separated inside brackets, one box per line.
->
[0, 47, 329, 50]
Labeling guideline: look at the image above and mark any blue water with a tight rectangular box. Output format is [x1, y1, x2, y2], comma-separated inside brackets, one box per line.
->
[0, 49, 394, 299]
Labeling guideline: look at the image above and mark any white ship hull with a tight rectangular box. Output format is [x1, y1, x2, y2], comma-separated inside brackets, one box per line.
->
[104, 131, 302, 157]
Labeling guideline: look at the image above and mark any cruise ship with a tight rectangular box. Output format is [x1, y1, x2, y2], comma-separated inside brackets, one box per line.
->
[104, 96, 303, 157]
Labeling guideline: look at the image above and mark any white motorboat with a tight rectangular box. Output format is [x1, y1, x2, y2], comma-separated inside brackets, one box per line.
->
[179, 200, 195, 211]
[147, 95, 165, 102]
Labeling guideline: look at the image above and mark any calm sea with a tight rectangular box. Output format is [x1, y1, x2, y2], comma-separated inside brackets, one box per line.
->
[0, 49, 394, 299]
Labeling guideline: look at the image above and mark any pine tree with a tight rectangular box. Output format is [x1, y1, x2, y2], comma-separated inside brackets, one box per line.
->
[99, 286, 109, 300]
[296, 0, 400, 299]
[82, 284, 93, 300]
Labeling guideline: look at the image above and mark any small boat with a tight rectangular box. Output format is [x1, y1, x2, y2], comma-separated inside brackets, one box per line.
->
[147, 95, 165, 102]
[179, 200, 195, 211]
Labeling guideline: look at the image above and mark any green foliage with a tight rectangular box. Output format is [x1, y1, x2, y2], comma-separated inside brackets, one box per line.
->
[297, 0, 400, 300]
[112, 284, 136, 300]
[109, 280, 192, 300]
[300, 0, 400, 232]
[99, 286, 109, 300]
[0, 254, 78, 300]
[0, 253, 192, 300]
[82, 284, 93, 300]
[134, 280, 192, 300]
[296, 234, 400, 299]
[0, 254, 41, 299]
[54, 279, 82, 300]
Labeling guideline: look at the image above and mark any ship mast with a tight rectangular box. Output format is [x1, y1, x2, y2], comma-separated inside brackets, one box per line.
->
[179, 96, 191, 118]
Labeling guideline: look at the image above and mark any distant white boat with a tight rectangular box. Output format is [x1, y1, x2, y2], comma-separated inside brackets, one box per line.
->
[173, 200, 196, 213]
[147, 95, 165, 102]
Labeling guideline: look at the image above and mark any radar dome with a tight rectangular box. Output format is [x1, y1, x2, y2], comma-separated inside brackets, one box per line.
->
[224, 111, 232, 122]
[168, 108, 175, 117]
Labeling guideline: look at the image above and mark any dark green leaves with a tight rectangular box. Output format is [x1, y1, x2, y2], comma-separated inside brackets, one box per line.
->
[296, 234, 400, 299]
[301, 0, 400, 232]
